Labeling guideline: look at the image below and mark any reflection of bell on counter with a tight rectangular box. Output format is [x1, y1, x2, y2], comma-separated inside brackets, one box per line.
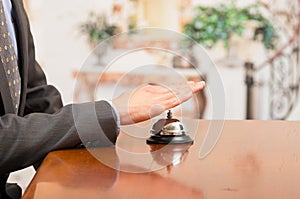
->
[146, 110, 193, 144]
[149, 144, 191, 173]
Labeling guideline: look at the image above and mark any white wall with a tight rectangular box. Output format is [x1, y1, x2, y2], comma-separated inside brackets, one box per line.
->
[29, 0, 112, 104]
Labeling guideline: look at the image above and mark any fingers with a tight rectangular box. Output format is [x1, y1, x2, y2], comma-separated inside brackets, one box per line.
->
[188, 81, 206, 93]
[121, 81, 206, 124]
[144, 81, 206, 106]
[147, 81, 205, 94]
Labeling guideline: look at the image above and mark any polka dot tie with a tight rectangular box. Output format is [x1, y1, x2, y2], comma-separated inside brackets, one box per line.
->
[0, 0, 21, 113]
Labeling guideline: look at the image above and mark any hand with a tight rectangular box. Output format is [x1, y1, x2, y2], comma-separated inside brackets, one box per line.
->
[112, 81, 206, 125]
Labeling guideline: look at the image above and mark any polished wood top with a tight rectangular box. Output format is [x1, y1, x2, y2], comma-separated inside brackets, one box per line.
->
[22, 120, 300, 199]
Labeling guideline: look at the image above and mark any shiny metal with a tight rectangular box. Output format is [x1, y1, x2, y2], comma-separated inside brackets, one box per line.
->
[147, 110, 193, 144]
[160, 121, 186, 136]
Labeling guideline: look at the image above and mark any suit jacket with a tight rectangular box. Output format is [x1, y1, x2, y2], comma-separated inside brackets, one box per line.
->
[0, 0, 119, 196]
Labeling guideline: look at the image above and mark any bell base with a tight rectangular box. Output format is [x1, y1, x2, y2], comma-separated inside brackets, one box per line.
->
[146, 134, 193, 145]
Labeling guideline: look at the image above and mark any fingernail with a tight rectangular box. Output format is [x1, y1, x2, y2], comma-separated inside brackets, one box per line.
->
[198, 81, 206, 87]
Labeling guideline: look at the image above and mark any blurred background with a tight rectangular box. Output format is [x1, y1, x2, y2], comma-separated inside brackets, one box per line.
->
[10, 0, 300, 192]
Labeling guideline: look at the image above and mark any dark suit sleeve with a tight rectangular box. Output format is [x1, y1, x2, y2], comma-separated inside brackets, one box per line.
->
[0, 100, 119, 174]
[23, 61, 64, 115]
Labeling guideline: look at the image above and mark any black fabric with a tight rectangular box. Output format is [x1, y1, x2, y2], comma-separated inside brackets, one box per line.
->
[0, 174, 21, 199]
[0, 93, 4, 116]
[4, 183, 22, 199]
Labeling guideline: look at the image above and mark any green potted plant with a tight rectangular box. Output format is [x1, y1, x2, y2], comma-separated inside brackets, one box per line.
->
[80, 12, 121, 64]
[183, 1, 277, 51]
[80, 12, 120, 46]
[80, 12, 120, 47]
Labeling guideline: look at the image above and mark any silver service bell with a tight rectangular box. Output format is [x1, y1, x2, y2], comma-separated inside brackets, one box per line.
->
[146, 110, 193, 144]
